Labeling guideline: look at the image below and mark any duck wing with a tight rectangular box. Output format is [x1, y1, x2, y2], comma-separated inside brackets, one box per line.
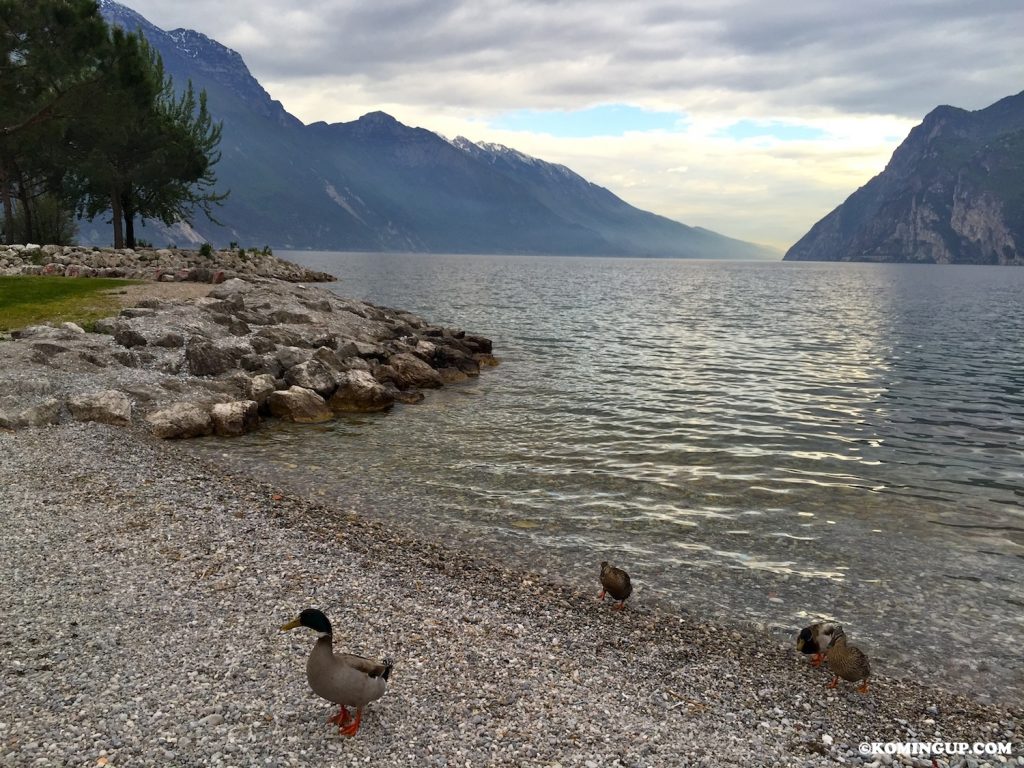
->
[338, 653, 392, 679]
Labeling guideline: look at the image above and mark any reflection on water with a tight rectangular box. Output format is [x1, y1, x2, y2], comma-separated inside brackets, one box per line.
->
[196, 253, 1024, 702]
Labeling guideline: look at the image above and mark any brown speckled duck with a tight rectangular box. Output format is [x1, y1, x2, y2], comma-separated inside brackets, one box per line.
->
[825, 625, 870, 693]
[280, 608, 393, 736]
[599, 561, 632, 610]
[796, 622, 837, 667]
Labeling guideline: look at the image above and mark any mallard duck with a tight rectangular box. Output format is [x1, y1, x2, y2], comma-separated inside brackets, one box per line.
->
[796, 621, 837, 667]
[599, 561, 633, 610]
[825, 625, 871, 693]
[280, 608, 393, 736]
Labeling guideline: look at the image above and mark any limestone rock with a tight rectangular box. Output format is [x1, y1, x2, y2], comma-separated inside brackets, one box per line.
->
[0, 398, 62, 429]
[186, 339, 246, 376]
[146, 402, 214, 439]
[113, 326, 148, 348]
[211, 400, 260, 436]
[328, 370, 395, 413]
[248, 374, 278, 406]
[284, 359, 338, 397]
[388, 352, 443, 389]
[274, 345, 310, 370]
[68, 390, 132, 426]
[267, 386, 332, 423]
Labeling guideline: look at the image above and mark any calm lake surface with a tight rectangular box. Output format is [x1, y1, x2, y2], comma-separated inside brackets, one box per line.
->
[200, 252, 1024, 701]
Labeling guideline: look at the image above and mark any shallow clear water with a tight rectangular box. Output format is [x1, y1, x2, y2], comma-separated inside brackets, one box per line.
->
[200, 252, 1024, 701]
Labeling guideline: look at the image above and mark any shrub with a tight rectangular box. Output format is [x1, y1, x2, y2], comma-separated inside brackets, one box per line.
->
[198, 242, 213, 258]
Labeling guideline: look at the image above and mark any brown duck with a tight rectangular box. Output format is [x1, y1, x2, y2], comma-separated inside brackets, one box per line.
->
[796, 622, 837, 667]
[825, 625, 870, 693]
[280, 608, 393, 736]
[599, 561, 632, 610]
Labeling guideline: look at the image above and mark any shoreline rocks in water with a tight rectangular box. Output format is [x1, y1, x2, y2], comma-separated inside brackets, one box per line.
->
[0, 251, 497, 438]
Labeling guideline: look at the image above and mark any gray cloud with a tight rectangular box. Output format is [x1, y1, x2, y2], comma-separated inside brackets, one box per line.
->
[123, 0, 1024, 118]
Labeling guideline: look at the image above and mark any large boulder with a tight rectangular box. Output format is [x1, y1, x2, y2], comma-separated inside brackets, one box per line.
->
[267, 386, 332, 423]
[328, 370, 395, 413]
[284, 359, 338, 398]
[0, 398, 62, 429]
[146, 403, 214, 439]
[67, 390, 132, 426]
[388, 352, 443, 389]
[185, 339, 246, 376]
[211, 400, 260, 436]
[248, 374, 277, 407]
[435, 344, 480, 376]
[464, 335, 493, 354]
[113, 325, 148, 348]
[274, 345, 310, 370]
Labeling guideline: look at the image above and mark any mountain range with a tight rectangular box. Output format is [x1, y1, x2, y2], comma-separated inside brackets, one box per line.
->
[90, 1, 776, 259]
[785, 91, 1024, 265]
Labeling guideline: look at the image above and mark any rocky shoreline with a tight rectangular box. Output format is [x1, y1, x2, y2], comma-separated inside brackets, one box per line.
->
[0, 244, 335, 283]
[0, 256, 496, 437]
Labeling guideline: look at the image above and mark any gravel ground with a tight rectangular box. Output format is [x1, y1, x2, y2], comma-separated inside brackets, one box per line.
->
[1, 424, 1020, 767]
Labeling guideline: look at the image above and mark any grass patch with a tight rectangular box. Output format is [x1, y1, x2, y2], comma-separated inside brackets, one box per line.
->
[0, 275, 141, 332]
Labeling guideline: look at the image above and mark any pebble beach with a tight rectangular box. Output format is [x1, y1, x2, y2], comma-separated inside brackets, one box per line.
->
[1, 423, 1020, 767]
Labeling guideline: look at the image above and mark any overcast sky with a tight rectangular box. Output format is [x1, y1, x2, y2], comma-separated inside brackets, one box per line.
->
[122, 0, 1023, 249]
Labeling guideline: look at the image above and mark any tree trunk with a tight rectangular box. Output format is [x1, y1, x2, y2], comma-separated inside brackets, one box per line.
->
[0, 162, 13, 245]
[123, 186, 135, 249]
[16, 176, 33, 244]
[110, 188, 124, 249]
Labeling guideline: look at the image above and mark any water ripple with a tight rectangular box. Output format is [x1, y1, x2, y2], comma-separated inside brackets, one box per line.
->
[196, 253, 1024, 702]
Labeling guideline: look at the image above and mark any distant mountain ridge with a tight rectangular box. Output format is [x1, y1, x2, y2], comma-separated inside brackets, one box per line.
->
[91, 1, 776, 259]
[785, 91, 1024, 264]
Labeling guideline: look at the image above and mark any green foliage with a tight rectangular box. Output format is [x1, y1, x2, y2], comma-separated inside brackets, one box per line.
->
[0, 0, 109, 244]
[261, 245, 272, 256]
[0, 274, 138, 330]
[1, 5, 227, 248]
[198, 242, 213, 257]
[0, 0, 109, 137]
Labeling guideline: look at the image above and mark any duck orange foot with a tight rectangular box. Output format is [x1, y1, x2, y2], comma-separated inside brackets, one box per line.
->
[328, 706, 351, 726]
[338, 708, 363, 737]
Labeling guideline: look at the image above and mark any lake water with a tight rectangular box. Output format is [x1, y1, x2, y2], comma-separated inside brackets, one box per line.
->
[200, 252, 1024, 702]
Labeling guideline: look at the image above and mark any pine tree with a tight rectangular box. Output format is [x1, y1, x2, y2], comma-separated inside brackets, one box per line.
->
[0, 0, 108, 243]
[73, 31, 227, 247]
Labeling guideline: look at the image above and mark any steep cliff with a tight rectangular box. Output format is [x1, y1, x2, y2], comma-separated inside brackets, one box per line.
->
[785, 92, 1024, 264]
